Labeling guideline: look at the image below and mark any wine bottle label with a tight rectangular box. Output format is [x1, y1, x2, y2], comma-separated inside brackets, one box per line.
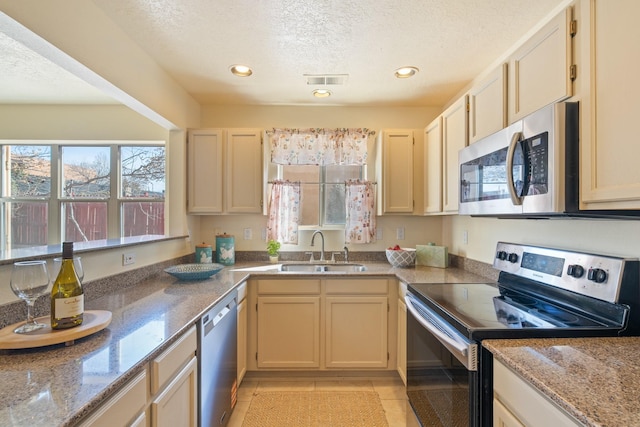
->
[53, 295, 84, 318]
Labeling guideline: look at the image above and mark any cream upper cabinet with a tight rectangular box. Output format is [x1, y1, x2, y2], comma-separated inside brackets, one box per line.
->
[423, 117, 443, 214]
[508, 7, 574, 123]
[442, 96, 468, 214]
[493, 359, 582, 427]
[187, 129, 223, 213]
[187, 128, 263, 214]
[468, 64, 507, 144]
[578, 0, 640, 209]
[225, 129, 263, 213]
[376, 129, 414, 214]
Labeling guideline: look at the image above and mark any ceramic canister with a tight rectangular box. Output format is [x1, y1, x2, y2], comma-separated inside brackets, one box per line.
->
[195, 242, 213, 263]
[216, 233, 235, 265]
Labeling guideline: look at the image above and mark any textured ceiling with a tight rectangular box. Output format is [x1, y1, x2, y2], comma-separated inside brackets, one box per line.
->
[1, 0, 565, 107]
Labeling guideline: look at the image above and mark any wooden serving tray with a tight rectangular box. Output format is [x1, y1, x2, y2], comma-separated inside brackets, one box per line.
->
[0, 310, 112, 349]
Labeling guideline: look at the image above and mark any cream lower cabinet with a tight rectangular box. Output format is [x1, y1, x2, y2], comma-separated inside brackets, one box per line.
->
[237, 282, 248, 384]
[325, 279, 389, 369]
[80, 326, 197, 427]
[254, 279, 321, 369]
[493, 359, 582, 427]
[79, 370, 148, 427]
[248, 277, 396, 371]
[396, 282, 407, 385]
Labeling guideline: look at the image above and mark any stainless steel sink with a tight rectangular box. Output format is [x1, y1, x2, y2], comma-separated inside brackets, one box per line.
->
[279, 263, 367, 273]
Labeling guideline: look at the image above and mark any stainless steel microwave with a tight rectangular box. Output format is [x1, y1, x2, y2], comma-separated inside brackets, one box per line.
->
[458, 102, 580, 217]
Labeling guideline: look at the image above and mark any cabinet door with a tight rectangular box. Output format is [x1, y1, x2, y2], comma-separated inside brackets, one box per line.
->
[397, 298, 407, 385]
[508, 7, 573, 122]
[493, 399, 525, 427]
[442, 96, 468, 213]
[469, 64, 507, 143]
[237, 298, 247, 384]
[423, 117, 443, 214]
[580, 0, 640, 209]
[257, 296, 321, 368]
[78, 370, 148, 427]
[377, 130, 414, 214]
[151, 357, 197, 427]
[226, 129, 263, 213]
[187, 129, 223, 213]
[325, 296, 388, 368]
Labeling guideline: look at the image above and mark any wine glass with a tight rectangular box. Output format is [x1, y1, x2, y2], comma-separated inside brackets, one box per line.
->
[10, 260, 50, 334]
[52, 256, 84, 283]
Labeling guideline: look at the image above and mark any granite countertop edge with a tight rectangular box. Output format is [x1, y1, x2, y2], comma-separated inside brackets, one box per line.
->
[483, 337, 640, 427]
[0, 261, 489, 427]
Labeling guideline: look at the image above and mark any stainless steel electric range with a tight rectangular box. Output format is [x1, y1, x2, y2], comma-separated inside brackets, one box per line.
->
[406, 241, 640, 427]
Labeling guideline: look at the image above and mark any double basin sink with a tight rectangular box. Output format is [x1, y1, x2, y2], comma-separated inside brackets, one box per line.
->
[279, 263, 367, 273]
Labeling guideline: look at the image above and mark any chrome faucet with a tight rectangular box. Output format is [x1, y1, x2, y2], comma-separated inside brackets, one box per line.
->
[343, 246, 349, 263]
[310, 230, 325, 262]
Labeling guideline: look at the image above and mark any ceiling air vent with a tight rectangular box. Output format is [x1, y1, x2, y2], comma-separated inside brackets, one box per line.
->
[304, 74, 349, 85]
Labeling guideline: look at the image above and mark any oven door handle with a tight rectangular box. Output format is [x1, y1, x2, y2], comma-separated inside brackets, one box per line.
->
[506, 131, 524, 206]
[405, 294, 477, 371]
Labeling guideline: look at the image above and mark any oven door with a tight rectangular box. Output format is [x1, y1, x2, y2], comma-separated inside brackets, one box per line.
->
[405, 292, 479, 427]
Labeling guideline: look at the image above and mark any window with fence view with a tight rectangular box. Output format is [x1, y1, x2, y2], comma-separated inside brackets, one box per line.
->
[1, 143, 165, 251]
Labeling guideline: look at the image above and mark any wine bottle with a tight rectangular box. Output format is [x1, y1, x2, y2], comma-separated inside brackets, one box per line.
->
[51, 242, 84, 329]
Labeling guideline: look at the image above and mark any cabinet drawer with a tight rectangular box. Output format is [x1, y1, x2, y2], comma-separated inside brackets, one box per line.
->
[151, 326, 197, 394]
[79, 369, 148, 427]
[257, 279, 321, 294]
[325, 279, 388, 294]
[494, 360, 581, 426]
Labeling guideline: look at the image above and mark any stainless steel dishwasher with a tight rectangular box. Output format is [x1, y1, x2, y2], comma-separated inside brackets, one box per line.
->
[198, 290, 237, 427]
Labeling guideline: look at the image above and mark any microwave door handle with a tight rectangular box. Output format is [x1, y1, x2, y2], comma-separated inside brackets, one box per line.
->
[506, 131, 524, 205]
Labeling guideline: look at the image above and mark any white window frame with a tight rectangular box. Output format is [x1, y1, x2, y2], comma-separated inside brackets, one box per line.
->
[0, 140, 166, 252]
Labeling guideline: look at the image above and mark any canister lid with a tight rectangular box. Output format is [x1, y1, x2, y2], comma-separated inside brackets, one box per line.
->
[216, 233, 233, 238]
[196, 242, 211, 248]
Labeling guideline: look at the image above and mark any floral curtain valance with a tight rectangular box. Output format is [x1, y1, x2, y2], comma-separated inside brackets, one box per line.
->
[268, 128, 375, 166]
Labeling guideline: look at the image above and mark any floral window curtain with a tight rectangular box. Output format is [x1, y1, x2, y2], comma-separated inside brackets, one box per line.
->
[267, 180, 301, 244]
[345, 179, 376, 244]
[268, 128, 374, 165]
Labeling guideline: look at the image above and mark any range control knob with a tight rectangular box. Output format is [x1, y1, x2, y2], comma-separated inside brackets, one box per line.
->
[496, 251, 508, 261]
[567, 264, 585, 278]
[507, 253, 519, 263]
[587, 268, 608, 283]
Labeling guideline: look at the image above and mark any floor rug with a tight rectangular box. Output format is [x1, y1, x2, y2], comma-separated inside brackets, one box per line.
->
[241, 391, 389, 427]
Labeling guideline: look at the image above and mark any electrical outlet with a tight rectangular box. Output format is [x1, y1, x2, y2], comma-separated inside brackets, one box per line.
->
[243, 228, 252, 240]
[123, 253, 136, 266]
[376, 228, 383, 240]
[396, 227, 405, 240]
[463, 230, 469, 244]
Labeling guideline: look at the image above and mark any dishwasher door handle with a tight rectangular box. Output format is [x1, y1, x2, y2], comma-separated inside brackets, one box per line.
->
[203, 302, 234, 336]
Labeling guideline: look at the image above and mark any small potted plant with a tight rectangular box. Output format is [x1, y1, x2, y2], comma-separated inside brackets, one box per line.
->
[267, 239, 281, 263]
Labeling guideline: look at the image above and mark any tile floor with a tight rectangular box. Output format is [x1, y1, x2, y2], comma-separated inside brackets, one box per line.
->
[228, 373, 409, 427]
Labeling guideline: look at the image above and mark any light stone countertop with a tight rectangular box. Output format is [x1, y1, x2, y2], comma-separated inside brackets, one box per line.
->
[484, 337, 640, 427]
[0, 260, 489, 427]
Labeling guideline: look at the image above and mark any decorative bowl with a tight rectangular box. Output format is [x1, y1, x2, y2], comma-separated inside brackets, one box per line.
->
[164, 263, 224, 281]
[385, 248, 416, 268]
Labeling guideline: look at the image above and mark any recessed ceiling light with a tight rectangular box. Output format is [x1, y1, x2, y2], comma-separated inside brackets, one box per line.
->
[230, 64, 253, 77]
[394, 66, 419, 78]
[312, 89, 331, 98]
